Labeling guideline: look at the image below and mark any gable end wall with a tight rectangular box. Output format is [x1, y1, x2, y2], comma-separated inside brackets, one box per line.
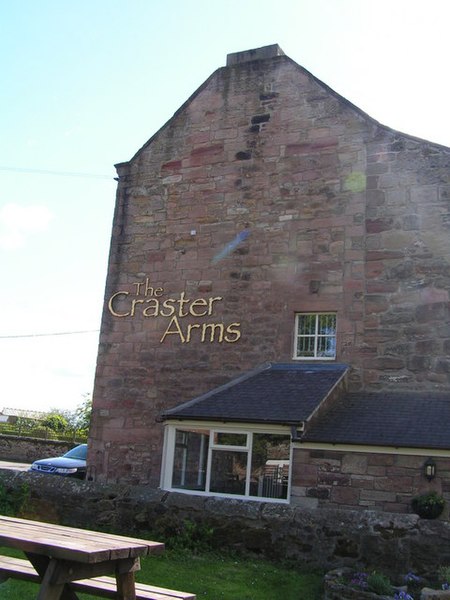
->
[89, 54, 450, 486]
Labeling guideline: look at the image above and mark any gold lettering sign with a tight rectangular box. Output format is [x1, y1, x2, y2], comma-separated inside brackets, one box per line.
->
[107, 278, 241, 344]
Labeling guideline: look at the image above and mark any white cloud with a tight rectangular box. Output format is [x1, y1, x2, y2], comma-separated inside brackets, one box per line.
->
[0, 203, 54, 249]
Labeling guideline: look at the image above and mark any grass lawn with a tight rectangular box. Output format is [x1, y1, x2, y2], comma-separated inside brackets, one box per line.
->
[0, 547, 323, 599]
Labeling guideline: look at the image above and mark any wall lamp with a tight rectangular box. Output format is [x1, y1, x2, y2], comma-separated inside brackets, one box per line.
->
[424, 458, 437, 481]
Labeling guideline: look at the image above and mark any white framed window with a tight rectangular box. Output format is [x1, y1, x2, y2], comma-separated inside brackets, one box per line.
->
[162, 424, 291, 503]
[294, 312, 336, 359]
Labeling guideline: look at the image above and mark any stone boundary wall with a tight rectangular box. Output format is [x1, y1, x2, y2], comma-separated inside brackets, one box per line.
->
[292, 448, 450, 514]
[0, 435, 75, 463]
[2, 469, 450, 576]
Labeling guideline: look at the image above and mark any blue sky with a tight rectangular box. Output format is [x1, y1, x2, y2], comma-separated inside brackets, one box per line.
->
[1, 0, 449, 412]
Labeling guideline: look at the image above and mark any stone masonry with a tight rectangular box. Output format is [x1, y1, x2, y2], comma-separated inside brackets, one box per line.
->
[291, 448, 450, 514]
[2, 469, 450, 577]
[89, 45, 450, 486]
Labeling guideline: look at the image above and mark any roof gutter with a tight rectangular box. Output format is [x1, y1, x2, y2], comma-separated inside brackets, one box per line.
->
[160, 414, 305, 428]
[291, 423, 305, 442]
[291, 440, 450, 457]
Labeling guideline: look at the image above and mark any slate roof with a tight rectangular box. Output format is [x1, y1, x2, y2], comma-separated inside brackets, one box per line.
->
[302, 392, 450, 450]
[162, 363, 348, 426]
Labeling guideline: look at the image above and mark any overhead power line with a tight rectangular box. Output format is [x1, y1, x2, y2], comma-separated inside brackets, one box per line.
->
[0, 166, 113, 180]
[0, 329, 100, 339]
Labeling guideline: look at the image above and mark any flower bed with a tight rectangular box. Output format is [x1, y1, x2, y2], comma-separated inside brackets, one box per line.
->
[323, 568, 450, 600]
[324, 568, 399, 600]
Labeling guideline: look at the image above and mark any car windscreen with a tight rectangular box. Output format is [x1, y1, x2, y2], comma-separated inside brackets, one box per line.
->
[63, 445, 87, 460]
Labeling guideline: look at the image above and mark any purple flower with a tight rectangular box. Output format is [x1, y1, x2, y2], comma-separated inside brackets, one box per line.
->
[394, 592, 414, 600]
[350, 572, 369, 589]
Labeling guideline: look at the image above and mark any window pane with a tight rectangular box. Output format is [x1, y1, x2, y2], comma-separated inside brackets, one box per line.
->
[318, 313, 336, 335]
[297, 335, 315, 357]
[214, 432, 247, 446]
[317, 335, 336, 357]
[210, 450, 247, 495]
[172, 429, 209, 491]
[297, 314, 316, 335]
[249, 434, 290, 499]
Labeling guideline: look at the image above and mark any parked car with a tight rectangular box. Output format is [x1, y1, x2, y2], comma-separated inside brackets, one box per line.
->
[29, 443, 87, 479]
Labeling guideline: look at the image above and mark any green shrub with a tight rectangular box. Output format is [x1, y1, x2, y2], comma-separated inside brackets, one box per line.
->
[412, 491, 445, 519]
[367, 571, 393, 595]
[152, 516, 214, 554]
[438, 565, 450, 585]
[0, 482, 30, 516]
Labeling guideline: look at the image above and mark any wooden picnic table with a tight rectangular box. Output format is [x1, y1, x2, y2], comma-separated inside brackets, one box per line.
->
[0, 515, 165, 600]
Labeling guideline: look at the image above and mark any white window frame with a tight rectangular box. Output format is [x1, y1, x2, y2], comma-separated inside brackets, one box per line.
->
[207, 430, 250, 496]
[293, 312, 337, 360]
[161, 421, 292, 504]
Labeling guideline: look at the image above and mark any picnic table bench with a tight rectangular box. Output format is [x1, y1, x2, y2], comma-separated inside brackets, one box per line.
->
[0, 515, 196, 600]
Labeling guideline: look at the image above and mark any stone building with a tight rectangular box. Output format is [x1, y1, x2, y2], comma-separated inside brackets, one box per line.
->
[88, 45, 450, 513]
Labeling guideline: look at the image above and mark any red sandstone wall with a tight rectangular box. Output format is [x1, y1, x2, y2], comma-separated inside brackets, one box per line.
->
[88, 54, 450, 485]
[292, 448, 450, 514]
[361, 133, 450, 389]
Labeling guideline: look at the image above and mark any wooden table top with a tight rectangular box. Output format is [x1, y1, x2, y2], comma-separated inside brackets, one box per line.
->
[0, 515, 164, 564]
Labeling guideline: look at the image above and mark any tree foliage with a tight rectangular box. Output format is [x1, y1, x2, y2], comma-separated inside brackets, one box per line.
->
[42, 413, 68, 433]
[48, 394, 92, 438]
[73, 393, 92, 434]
